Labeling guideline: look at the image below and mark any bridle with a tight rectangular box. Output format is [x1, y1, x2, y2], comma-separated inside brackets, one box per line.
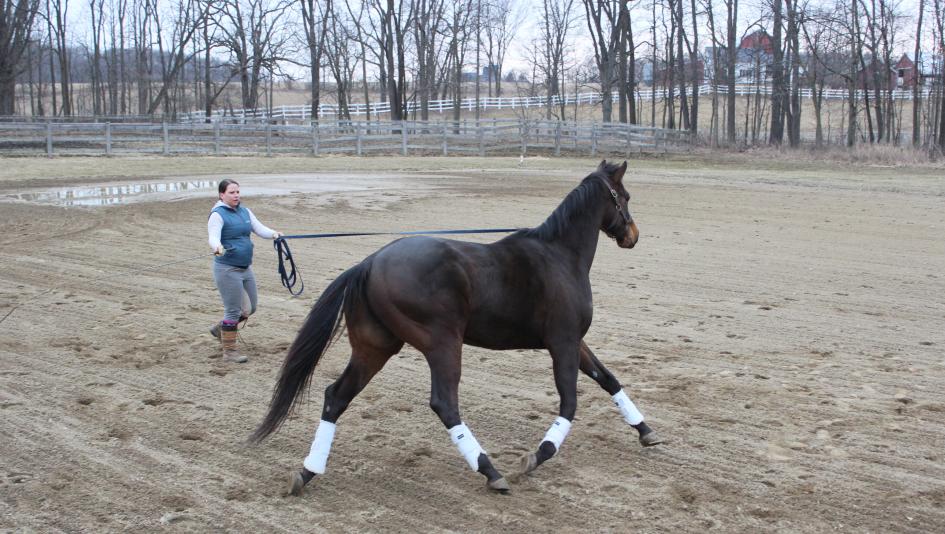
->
[598, 176, 632, 239]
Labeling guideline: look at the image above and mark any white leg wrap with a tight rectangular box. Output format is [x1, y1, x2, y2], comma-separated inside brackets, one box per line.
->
[448, 423, 486, 471]
[302, 420, 336, 474]
[541, 416, 572, 450]
[613, 389, 645, 425]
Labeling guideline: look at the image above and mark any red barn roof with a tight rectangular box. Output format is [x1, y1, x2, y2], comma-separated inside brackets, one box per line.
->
[740, 30, 773, 54]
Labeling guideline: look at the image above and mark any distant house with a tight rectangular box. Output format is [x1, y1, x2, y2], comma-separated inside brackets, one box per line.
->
[894, 54, 917, 88]
[461, 65, 499, 83]
[652, 57, 706, 87]
[856, 57, 899, 90]
[702, 29, 774, 85]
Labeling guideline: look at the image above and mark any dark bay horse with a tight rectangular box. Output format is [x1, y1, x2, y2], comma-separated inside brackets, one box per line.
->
[251, 160, 662, 495]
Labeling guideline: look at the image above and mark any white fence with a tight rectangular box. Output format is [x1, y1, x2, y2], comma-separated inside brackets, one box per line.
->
[179, 84, 939, 122]
[0, 118, 691, 157]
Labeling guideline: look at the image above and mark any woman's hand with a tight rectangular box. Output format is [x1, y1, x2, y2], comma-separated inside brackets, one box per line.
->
[272, 231, 283, 240]
[214, 245, 226, 256]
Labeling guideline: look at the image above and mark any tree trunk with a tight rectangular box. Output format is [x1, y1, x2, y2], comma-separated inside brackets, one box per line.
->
[912, 0, 925, 147]
[725, 0, 737, 144]
[768, 0, 784, 144]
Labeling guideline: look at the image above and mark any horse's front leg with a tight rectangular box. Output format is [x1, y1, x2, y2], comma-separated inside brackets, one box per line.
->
[520, 340, 580, 475]
[578, 340, 662, 447]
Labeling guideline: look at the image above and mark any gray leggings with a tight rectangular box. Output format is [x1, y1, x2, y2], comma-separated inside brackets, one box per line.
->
[213, 263, 258, 323]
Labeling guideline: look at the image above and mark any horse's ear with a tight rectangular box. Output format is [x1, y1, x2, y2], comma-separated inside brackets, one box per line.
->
[598, 159, 608, 170]
[612, 161, 628, 184]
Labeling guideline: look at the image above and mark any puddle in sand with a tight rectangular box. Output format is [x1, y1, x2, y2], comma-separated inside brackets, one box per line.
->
[5, 180, 218, 206]
[1, 174, 427, 207]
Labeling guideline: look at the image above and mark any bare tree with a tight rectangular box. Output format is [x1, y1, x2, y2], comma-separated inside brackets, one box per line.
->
[534, 0, 576, 120]
[768, 0, 785, 145]
[623, 1, 637, 123]
[146, 0, 209, 115]
[324, 0, 360, 119]
[672, 0, 690, 130]
[47, 0, 73, 115]
[0, 0, 41, 115]
[688, 0, 699, 133]
[88, 0, 105, 114]
[935, 0, 945, 151]
[483, 0, 521, 98]
[913, 0, 924, 147]
[300, 0, 329, 119]
[370, 0, 410, 121]
[414, 0, 446, 119]
[702, 0, 723, 145]
[583, 0, 622, 122]
[724, 0, 736, 143]
[784, 0, 802, 147]
[217, 0, 294, 110]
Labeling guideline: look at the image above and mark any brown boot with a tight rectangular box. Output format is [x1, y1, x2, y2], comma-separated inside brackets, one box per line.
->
[221, 323, 247, 363]
[212, 315, 247, 338]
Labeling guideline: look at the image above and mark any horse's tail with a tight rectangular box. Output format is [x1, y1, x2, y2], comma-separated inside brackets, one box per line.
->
[249, 260, 370, 443]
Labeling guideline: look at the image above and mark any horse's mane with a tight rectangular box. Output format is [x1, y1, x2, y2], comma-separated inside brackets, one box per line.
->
[520, 167, 614, 242]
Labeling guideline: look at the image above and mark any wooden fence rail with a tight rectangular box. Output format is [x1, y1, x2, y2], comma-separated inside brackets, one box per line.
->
[0, 119, 690, 158]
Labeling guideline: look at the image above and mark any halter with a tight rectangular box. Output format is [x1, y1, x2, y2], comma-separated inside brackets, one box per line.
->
[598, 176, 631, 239]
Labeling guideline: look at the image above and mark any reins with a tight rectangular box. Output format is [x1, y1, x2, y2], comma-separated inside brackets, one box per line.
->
[274, 228, 523, 296]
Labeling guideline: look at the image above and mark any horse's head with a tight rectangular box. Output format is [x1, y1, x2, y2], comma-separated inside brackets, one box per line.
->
[596, 160, 638, 249]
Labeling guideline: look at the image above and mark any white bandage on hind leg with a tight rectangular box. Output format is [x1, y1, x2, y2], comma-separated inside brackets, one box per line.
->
[613, 389, 645, 425]
[448, 423, 486, 471]
[303, 420, 336, 474]
[541, 416, 572, 450]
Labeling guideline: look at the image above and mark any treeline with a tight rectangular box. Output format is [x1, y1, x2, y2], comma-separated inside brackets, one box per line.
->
[1, 0, 944, 151]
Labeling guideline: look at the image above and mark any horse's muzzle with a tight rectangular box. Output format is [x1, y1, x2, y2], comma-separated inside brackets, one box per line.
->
[619, 221, 639, 249]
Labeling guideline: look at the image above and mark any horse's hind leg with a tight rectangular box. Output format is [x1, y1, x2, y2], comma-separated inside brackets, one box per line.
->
[423, 339, 510, 493]
[287, 328, 402, 496]
[577, 341, 662, 447]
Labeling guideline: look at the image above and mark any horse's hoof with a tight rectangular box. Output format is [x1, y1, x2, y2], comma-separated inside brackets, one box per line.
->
[519, 452, 539, 475]
[285, 471, 306, 497]
[639, 431, 664, 447]
[487, 477, 511, 493]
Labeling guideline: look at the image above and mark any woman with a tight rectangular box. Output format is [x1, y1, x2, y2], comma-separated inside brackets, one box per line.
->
[207, 179, 282, 363]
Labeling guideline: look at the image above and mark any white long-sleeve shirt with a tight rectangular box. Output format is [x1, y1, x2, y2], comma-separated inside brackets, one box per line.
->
[207, 200, 277, 252]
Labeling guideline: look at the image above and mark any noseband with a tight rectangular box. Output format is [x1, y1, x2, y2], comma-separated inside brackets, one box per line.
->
[598, 176, 631, 239]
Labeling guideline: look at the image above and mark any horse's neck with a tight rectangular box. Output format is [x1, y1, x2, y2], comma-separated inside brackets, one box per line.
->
[558, 209, 602, 275]
[537, 190, 604, 275]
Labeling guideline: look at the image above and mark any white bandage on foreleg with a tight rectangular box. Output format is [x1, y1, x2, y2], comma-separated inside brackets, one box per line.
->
[613, 389, 645, 425]
[448, 423, 486, 471]
[302, 420, 336, 474]
[541, 416, 572, 450]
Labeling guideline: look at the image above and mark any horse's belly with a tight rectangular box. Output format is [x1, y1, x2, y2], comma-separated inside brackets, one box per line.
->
[463, 327, 545, 351]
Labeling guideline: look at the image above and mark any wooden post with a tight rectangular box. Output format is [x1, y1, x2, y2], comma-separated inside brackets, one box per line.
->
[105, 122, 112, 156]
[356, 123, 363, 156]
[590, 123, 598, 156]
[401, 120, 408, 156]
[520, 119, 527, 156]
[265, 122, 272, 156]
[312, 121, 320, 156]
[214, 122, 221, 154]
[554, 121, 561, 156]
[478, 119, 485, 157]
[46, 121, 53, 157]
[625, 124, 631, 157]
[163, 122, 169, 155]
[442, 122, 448, 156]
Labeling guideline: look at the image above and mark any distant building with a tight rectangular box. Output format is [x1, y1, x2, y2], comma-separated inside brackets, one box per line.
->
[461, 65, 499, 83]
[894, 54, 917, 88]
[702, 29, 774, 85]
